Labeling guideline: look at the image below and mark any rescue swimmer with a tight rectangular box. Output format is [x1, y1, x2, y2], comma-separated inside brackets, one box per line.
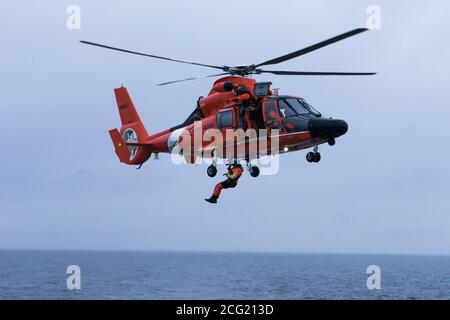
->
[205, 160, 244, 204]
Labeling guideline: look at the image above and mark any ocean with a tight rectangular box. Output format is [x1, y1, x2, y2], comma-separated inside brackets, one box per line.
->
[0, 250, 449, 300]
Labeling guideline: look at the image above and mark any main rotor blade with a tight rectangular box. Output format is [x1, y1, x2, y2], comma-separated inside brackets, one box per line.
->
[255, 28, 369, 68]
[156, 73, 229, 86]
[259, 70, 376, 76]
[80, 41, 224, 70]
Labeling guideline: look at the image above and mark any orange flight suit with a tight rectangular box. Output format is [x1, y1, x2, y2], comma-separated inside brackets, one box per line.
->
[212, 165, 244, 198]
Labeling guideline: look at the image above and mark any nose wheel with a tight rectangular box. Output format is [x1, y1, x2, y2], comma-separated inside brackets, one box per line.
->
[328, 138, 336, 146]
[306, 146, 321, 163]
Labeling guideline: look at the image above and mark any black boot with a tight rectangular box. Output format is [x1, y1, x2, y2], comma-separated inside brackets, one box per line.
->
[205, 195, 218, 204]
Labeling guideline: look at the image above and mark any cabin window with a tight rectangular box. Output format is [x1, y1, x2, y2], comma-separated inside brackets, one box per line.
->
[217, 110, 234, 128]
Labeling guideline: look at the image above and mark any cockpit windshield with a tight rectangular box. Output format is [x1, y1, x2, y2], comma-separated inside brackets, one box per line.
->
[285, 98, 309, 115]
[278, 98, 321, 117]
[298, 98, 321, 116]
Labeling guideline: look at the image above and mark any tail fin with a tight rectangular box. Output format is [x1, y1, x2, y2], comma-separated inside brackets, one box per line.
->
[109, 86, 151, 165]
[115, 86, 148, 132]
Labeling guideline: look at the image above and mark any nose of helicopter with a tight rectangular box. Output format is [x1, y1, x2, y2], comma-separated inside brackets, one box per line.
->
[308, 118, 348, 138]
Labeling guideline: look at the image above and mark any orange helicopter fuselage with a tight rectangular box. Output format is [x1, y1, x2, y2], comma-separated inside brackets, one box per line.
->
[109, 76, 348, 166]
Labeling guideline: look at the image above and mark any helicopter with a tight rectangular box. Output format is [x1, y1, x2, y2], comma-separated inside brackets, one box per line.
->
[80, 28, 375, 177]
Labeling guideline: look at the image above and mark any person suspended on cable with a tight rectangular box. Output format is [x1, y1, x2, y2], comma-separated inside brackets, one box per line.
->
[205, 160, 244, 204]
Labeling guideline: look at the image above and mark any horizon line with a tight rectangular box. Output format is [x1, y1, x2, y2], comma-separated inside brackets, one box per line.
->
[1, 248, 449, 258]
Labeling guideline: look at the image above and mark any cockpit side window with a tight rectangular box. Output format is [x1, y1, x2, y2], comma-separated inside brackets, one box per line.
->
[278, 99, 297, 118]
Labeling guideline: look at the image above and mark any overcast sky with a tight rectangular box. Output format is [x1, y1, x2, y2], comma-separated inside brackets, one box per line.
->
[1, 0, 449, 255]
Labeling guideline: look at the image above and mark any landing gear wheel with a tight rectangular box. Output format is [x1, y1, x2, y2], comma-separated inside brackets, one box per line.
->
[250, 166, 260, 178]
[306, 152, 315, 163]
[313, 152, 321, 163]
[207, 165, 217, 177]
[328, 138, 336, 146]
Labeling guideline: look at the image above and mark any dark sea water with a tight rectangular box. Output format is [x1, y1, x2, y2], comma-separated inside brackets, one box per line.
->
[0, 250, 449, 300]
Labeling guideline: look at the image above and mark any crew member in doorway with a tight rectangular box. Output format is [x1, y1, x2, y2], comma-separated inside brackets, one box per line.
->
[230, 84, 257, 132]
